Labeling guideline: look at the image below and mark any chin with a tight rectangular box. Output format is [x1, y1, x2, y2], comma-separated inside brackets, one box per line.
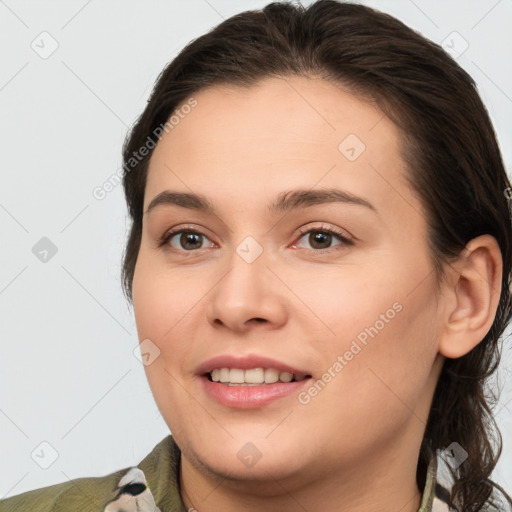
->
[179, 429, 308, 481]
[192, 447, 305, 486]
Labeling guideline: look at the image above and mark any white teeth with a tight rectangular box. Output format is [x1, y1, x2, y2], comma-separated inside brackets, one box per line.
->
[229, 368, 245, 383]
[279, 372, 293, 383]
[219, 368, 230, 383]
[209, 367, 306, 385]
[245, 368, 264, 384]
[264, 368, 279, 384]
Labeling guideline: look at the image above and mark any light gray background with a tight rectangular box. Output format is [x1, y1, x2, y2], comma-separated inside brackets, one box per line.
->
[1, 0, 511, 499]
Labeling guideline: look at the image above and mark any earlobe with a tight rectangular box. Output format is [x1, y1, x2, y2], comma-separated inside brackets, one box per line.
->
[438, 235, 503, 359]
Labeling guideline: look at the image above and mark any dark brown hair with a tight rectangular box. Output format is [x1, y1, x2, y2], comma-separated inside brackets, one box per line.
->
[121, 1, 512, 509]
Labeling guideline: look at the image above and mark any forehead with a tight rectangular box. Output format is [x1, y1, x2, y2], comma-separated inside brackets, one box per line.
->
[153, 76, 393, 155]
[144, 75, 415, 217]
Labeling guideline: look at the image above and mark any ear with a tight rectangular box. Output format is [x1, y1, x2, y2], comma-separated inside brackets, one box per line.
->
[438, 234, 503, 359]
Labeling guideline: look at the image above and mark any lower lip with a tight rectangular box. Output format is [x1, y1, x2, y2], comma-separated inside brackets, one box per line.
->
[200, 376, 311, 409]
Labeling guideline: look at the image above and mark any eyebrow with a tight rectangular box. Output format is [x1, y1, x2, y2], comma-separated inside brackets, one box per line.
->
[145, 188, 378, 216]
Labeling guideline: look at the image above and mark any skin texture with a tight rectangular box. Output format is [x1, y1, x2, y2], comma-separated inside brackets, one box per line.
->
[131, 76, 502, 512]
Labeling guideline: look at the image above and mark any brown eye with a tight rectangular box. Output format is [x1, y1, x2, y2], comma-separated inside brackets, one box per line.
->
[307, 231, 334, 249]
[164, 230, 213, 251]
[294, 227, 352, 251]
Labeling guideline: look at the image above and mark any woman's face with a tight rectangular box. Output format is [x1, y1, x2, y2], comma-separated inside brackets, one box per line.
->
[132, 76, 445, 482]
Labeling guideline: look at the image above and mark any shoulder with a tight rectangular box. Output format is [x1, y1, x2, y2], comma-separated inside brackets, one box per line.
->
[0, 435, 183, 512]
[0, 468, 130, 512]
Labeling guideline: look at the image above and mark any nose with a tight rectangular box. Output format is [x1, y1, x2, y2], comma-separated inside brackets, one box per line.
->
[205, 245, 288, 333]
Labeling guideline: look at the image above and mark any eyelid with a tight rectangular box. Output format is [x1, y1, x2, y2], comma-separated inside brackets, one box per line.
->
[296, 223, 352, 241]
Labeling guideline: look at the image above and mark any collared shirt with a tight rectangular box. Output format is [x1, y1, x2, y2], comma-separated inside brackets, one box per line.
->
[0, 435, 452, 511]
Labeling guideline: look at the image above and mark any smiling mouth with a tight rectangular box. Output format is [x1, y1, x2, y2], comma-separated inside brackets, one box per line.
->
[205, 367, 312, 386]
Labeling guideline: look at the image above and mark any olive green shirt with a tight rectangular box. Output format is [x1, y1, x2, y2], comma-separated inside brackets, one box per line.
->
[0, 435, 450, 511]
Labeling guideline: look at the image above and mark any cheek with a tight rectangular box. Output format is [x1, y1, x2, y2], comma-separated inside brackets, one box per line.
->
[298, 260, 440, 409]
[132, 259, 194, 427]
[306, 280, 439, 429]
[132, 253, 198, 342]
[132, 255, 206, 396]
[290, 263, 402, 344]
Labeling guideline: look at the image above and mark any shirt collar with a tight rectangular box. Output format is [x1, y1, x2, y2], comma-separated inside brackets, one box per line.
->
[418, 445, 438, 512]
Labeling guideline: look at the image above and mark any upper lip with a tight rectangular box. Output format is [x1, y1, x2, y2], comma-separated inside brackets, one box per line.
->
[196, 354, 311, 378]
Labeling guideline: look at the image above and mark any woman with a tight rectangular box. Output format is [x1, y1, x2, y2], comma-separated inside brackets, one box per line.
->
[1, 1, 510, 511]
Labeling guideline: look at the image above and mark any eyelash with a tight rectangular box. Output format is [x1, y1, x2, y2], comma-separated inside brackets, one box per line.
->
[157, 224, 353, 254]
